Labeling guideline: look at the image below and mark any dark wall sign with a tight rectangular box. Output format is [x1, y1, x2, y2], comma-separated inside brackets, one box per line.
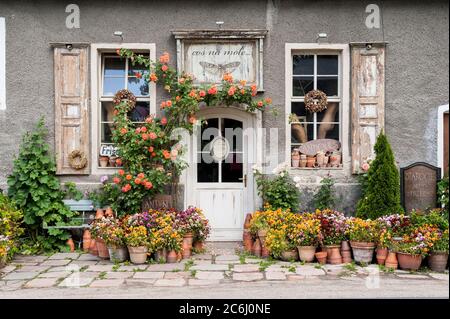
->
[400, 162, 441, 212]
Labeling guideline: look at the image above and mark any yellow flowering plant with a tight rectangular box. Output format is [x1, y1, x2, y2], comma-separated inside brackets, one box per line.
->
[264, 228, 295, 258]
[288, 216, 322, 247]
[346, 218, 378, 243]
[125, 225, 149, 247]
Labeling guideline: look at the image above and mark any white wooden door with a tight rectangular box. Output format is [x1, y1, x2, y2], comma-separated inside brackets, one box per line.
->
[191, 113, 252, 241]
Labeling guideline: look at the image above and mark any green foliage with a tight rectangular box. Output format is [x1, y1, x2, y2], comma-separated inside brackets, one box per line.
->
[63, 182, 83, 201]
[356, 133, 403, 219]
[437, 174, 449, 218]
[254, 167, 300, 212]
[6, 118, 74, 251]
[0, 193, 24, 261]
[410, 209, 449, 231]
[313, 176, 336, 210]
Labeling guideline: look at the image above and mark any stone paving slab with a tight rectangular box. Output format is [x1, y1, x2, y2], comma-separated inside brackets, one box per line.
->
[24, 278, 59, 288]
[192, 260, 213, 265]
[396, 274, 431, 279]
[164, 271, 191, 279]
[192, 254, 213, 260]
[38, 271, 71, 279]
[118, 265, 149, 271]
[233, 264, 260, 272]
[59, 277, 94, 287]
[233, 272, 264, 281]
[70, 260, 99, 267]
[0, 280, 26, 291]
[287, 275, 305, 281]
[0, 265, 17, 273]
[15, 265, 50, 273]
[73, 271, 101, 279]
[265, 271, 287, 280]
[146, 264, 184, 272]
[2, 271, 40, 280]
[295, 266, 326, 276]
[133, 272, 165, 279]
[244, 258, 264, 264]
[104, 272, 133, 279]
[41, 259, 72, 266]
[86, 265, 115, 272]
[429, 273, 449, 280]
[154, 278, 186, 287]
[48, 253, 80, 260]
[13, 255, 48, 263]
[10, 262, 39, 266]
[215, 255, 240, 262]
[125, 279, 156, 286]
[89, 279, 125, 288]
[77, 254, 102, 261]
[47, 266, 73, 272]
[191, 264, 229, 271]
[188, 279, 221, 286]
[195, 271, 224, 280]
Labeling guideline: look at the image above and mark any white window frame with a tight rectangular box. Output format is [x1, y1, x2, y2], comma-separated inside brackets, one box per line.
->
[437, 104, 449, 176]
[285, 43, 350, 174]
[90, 43, 156, 175]
[0, 17, 5, 111]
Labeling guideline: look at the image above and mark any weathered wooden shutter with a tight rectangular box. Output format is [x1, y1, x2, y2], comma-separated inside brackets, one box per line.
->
[54, 46, 89, 174]
[351, 43, 386, 174]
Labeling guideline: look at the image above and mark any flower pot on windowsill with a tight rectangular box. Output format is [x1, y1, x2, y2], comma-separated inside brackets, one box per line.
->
[99, 156, 109, 167]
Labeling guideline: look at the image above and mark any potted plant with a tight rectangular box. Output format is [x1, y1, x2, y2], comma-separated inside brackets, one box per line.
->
[428, 229, 449, 272]
[125, 225, 149, 264]
[314, 209, 348, 264]
[375, 228, 391, 265]
[99, 156, 109, 167]
[265, 228, 297, 261]
[103, 217, 128, 262]
[90, 217, 110, 259]
[289, 215, 321, 262]
[249, 211, 270, 248]
[291, 149, 300, 168]
[165, 229, 182, 263]
[346, 218, 377, 264]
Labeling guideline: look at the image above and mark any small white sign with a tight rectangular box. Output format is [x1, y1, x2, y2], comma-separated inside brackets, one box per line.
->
[99, 145, 118, 157]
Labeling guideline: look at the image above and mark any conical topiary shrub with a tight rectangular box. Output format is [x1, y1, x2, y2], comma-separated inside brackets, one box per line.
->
[356, 132, 404, 219]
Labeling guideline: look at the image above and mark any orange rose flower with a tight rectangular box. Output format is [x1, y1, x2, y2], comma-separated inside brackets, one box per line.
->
[118, 169, 125, 176]
[178, 78, 185, 84]
[151, 152, 156, 157]
[239, 79, 247, 86]
[223, 73, 233, 83]
[137, 173, 145, 179]
[134, 178, 141, 185]
[240, 89, 245, 94]
[113, 109, 118, 116]
[113, 177, 121, 184]
[120, 127, 128, 135]
[162, 150, 171, 159]
[176, 96, 181, 102]
[166, 100, 172, 107]
[199, 90, 206, 97]
[265, 97, 272, 104]
[149, 132, 157, 140]
[150, 73, 158, 82]
[126, 174, 132, 180]
[144, 181, 153, 189]
[161, 64, 168, 72]
[141, 133, 149, 140]
[115, 158, 122, 166]
[160, 101, 166, 109]
[208, 86, 217, 95]
[140, 126, 147, 133]
[161, 117, 167, 125]
[228, 86, 236, 96]
[257, 101, 263, 107]
[188, 90, 197, 98]
[148, 146, 154, 152]
[145, 116, 153, 123]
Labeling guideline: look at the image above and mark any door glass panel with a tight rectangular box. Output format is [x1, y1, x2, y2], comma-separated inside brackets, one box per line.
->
[197, 153, 219, 183]
[199, 118, 219, 150]
[221, 118, 243, 152]
[222, 153, 243, 183]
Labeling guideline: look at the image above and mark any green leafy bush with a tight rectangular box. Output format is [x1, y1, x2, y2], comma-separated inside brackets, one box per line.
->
[0, 193, 24, 262]
[356, 133, 403, 219]
[7, 118, 74, 251]
[253, 165, 300, 212]
[313, 176, 336, 210]
[437, 174, 449, 218]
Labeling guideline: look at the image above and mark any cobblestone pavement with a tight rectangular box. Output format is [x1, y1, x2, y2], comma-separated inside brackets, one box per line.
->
[0, 251, 448, 298]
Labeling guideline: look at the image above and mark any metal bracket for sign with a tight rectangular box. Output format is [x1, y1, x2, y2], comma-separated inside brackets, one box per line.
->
[400, 162, 441, 211]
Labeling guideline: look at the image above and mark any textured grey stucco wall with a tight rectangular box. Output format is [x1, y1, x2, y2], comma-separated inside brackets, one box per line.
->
[0, 0, 448, 212]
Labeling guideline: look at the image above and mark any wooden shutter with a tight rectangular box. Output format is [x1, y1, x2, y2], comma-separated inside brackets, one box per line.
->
[54, 46, 90, 174]
[351, 43, 386, 174]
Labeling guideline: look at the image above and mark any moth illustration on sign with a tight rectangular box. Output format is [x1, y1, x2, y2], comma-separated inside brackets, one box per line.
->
[199, 61, 241, 78]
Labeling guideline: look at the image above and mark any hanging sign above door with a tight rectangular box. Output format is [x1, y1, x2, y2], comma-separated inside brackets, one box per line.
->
[172, 30, 267, 91]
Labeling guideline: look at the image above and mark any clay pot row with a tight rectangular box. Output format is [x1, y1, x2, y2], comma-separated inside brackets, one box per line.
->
[99, 156, 122, 168]
[291, 150, 342, 168]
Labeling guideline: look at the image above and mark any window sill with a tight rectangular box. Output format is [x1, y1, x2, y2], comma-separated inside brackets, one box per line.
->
[290, 166, 343, 171]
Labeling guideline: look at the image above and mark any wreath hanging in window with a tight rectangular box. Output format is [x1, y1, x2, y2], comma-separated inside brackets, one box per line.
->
[68, 150, 88, 170]
[113, 89, 137, 111]
[305, 89, 328, 113]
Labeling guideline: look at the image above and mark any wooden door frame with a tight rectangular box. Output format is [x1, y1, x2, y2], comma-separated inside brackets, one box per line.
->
[437, 104, 449, 176]
[182, 106, 263, 240]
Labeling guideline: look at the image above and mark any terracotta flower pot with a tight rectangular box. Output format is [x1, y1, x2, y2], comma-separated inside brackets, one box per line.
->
[182, 241, 192, 259]
[350, 241, 375, 264]
[108, 246, 128, 263]
[89, 238, 98, 256]
[104, 207, 114, 217]
[244, 214, 252, 229]
[385, 251, 398, 269]
[67, 238, 75, 252]
[315, 251, 328, 265]
[306, 156, 316, 168]
[428, 252, 448, 272]
[128, 246, 148, 264]
[297, 246, 317, 262]
[376, 247, 389, 265]
[341, 241, 352, 263]
[95, 208, 104, 220]
[243, 230, 253, 253]
[299, 159, 307, 168]
[154, 249, 167, 263]
[257, 229, 268, 246]
[82, 230, 91, 252]
[326, 245, 343, 264]
[261, 246, 270, 258]
[281, 249, 299, 262]
[193, 240, 205, 251]
[167, 250, 178, 263]
[397, 252, 422, 271]
[96, 239, 110, 259]
[252, 238, 262, 257]
[99, 156, 109, 167]
[183, 233, 194, 246]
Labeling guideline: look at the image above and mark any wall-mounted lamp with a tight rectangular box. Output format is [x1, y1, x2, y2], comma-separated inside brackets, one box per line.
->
[65, 43, 73, 50]
[114, 31, 124, 41]
[365, 43, 373, 50]
[316, 32, 328, 43]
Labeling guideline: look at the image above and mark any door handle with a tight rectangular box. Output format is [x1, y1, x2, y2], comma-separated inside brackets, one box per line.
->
[238, 174, 247, 187]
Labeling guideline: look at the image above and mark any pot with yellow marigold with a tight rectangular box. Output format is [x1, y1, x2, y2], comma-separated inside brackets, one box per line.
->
[347, 218, 378, 264]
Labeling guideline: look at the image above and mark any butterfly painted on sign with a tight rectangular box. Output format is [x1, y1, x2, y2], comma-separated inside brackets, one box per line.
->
[199, 61, 241, 80]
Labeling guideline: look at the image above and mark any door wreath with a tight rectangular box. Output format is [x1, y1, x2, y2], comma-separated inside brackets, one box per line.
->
[68, 150, 88, 170]
[305, 89, 328, 113]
